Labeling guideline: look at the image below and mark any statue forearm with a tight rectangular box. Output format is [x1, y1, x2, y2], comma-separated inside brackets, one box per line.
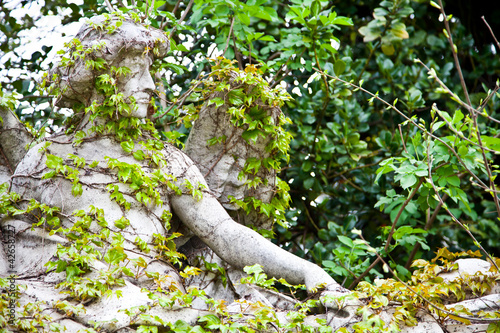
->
[171, 193, 336, 291]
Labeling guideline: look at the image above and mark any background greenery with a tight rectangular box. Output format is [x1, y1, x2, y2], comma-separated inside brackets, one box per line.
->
[2, 0, 500, 290]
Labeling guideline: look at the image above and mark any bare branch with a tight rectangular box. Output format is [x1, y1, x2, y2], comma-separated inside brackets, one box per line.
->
[104, 0, 115, 12]
[398, 124, 408, 154]
[482, 16, 500, 52]
[232, 29, 243, 70]
[426, 136, 500, 273]
[223, 16, 235, 57]
[172, 0, 182, 15]
[318, 69, 488, 190]
[436, 0, 500, 216]
[169, 0, 195, 38]
[436, 0, 471, 106]
[349, 180, 423, 289]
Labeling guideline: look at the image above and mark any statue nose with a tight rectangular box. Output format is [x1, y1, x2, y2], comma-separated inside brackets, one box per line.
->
[142, 72, 156, 91]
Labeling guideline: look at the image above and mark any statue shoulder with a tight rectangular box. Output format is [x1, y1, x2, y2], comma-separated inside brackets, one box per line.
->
[162, 143, 209, 193]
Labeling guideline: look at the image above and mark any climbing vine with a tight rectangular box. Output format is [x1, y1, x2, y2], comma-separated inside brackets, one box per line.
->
[2, 1, 500, 332]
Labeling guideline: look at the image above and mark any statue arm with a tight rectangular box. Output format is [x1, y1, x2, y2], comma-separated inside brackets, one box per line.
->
[170, 184, 336, 292]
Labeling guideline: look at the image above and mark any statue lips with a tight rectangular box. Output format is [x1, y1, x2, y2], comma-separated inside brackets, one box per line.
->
[133, 92, 151, 104]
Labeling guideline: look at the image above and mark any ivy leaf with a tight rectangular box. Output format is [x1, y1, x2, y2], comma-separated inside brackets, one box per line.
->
[104, 248, 127, 265]
[66, 265, 84, 281]
[165, 63, 186, 75]
[42, 170, 57, 179]
[72, 182, 83, 197]
[46, 154, 63, 169]
[242, 129, 263, 143]
[133, 150, 145, 161]
[198, 314, 222, 329]
[114, 216, 130, 229]
[121, 140, 134, 153]
[243, 264, 264, 275]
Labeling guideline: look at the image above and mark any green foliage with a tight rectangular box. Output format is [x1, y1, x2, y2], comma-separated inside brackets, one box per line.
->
[178, 58, 294, 228]
[242, 264, 305, 292]
[358, 0, 412, 55]
[355, 248, 500, 329]
[3, 0, 500, 331]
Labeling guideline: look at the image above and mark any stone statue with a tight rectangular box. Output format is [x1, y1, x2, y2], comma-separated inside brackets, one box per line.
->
[2, 13, 496, 333]
[0, 14, 350, 332]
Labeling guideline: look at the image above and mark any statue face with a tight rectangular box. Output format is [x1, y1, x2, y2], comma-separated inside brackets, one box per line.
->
[116, 53, 155, 118]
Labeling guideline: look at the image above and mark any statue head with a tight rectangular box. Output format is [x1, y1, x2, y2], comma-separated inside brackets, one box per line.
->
[50, 14, 169, 119]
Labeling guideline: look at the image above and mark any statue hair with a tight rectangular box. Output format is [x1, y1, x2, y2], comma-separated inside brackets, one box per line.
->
[50, 14, 169, 109]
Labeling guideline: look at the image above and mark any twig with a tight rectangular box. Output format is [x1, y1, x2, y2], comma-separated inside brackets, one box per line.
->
[385, 180, 423, 252]
[404, 172, 468, 269]
[356, 40, 380, 82]
[329, 160, 382, 179]
[420, 60, 500, 125]
[482, 16, 500, 52]
[339, 174, 364, 192]
[317, 69, 488, 190]
[270, 50, 307, 88]
[144, 0, 150, 19]
[426, 134, 500, 273]
[302, 200, 320, 232]
[337, 260, 358, 280]
[0, 145, 13, 174]
[398, 124, 408, 153]
[249, 41, 252, 66]
[436, 0, 500, 217]
[104, 0, 115, 12]
[430, 102, 498, 153]
[268, 52, 282, 61]
[479, 84, 500, 118]
[203, 129, 239, 178]
[223, 16, 235, 56]
[436, 0, 471, 107]
[172, 0, 182, 15]
[232, 29, 243, 70]
[152, 81, 202, 121]
[152, 68, 225, 122]
[169, 0, 194, 38]
[404, 193, 449, 269]
[349, 180, 423, 289]
[270, 55, 292, 87]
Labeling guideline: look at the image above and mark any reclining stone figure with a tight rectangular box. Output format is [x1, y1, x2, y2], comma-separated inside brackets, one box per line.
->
[0, 14, 350, 331]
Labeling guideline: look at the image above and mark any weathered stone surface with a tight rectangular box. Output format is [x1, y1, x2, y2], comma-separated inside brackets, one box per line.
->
[184, 75, 281, 230]
[0, 15, 347, 332]
[440, 258, 495, 282]
[0, 107, 32, 183]
[1, 14, 499, 333]
[445, 324, 490, 333]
